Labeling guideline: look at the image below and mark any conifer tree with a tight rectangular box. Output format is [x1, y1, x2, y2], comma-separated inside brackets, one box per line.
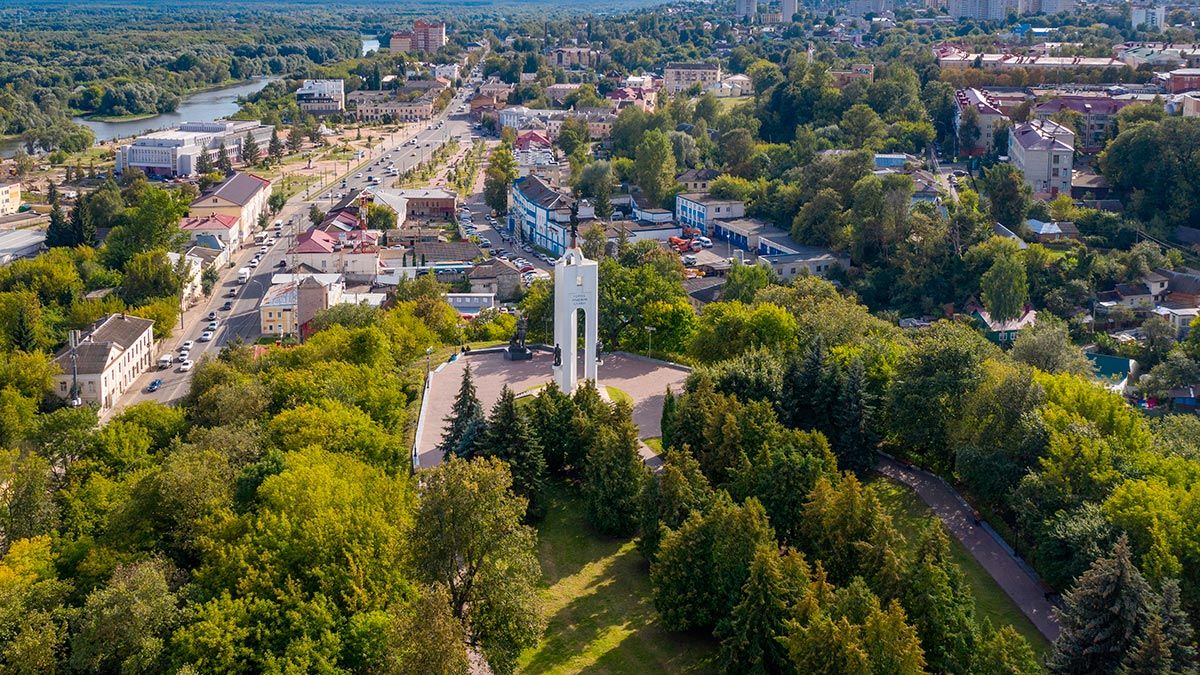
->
[814, 356, 842, 437]
[717, 544, 793, 674]
[901, 524, 978, 674]
[78, 196, 97, 247]
[1122, 614, 1174, 675]
[782, 337, 825, 429]
[480, 385, 547, 519]
[638, 446, 713, 560]
[1144, 578, 1196, 673]
[583, 401, 646, 536]
[527, 382, 576, 477]
[11, 303, 40, 353]
[834, 358, 876, 476]
[660, 386, 677, 451]
[196, 148, 214, 175]
[973, 621, 1042, 675]
[242, 132, 260, 166]
[45, 181, 72, 248]
[440, 364, 486, 460]
[216, 142, 232, 174]
[268, 128, 284, 163]
[288, 126, 304, 152]
[1049, 535, 1153, 675]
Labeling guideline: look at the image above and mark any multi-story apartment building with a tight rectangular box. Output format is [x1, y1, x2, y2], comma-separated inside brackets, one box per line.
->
[675, 193, 746, 235]
[948, 0, 1015, 22]
[1033, 96, 1131, 153]
[295, 79, 345, 116]
[115, 120, 274, 177]
[955, 88, 1009, 156]
[52, 314, 155, 410]
[509, 175, 596, 256]
[736, 0, 757, 20]
[1009, 119, 1075, 197]
[287, 228, 382, 276]
[781, 0, 798, 20]
[348, 91, 436, 122]
[0, 181, 19, 216]
[391, 20, 447, 54]
[663, 62, 722, 94]
[551, 47, 603, 69]
[1131, 4, 1167, 30]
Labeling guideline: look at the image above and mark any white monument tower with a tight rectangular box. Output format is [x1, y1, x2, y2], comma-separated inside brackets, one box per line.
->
[552, 221, 599, 393]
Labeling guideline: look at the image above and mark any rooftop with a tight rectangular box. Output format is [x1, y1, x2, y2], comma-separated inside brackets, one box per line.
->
[193, 172, 270, 207]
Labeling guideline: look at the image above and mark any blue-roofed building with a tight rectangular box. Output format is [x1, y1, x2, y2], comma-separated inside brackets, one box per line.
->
[1086, 352, 1137, 394]
[710, 217, 849, 281]
[874, 153, 917, 169]
[1025, 218, 1080, 243]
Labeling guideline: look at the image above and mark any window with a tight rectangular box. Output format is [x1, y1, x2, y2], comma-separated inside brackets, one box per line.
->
[1053, 155, 1060, 165]
[1052, 168, 1059, 177]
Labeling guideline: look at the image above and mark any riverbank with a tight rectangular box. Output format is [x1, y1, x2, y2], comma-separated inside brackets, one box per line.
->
[81, 112, 159, 123]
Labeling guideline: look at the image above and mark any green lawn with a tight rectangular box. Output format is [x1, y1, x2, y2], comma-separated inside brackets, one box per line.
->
[519, 487, 716, 675]
[604, 386, 633, 407]
[871, 477, 1051, 656]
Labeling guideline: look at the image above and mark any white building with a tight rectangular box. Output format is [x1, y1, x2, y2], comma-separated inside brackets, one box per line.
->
[287, 228, 382, 276]
[114, 120, 274, 177]
[433, 63, 461, 82]
[260, 273, 387, 337]
[0, 228, 45, 265]
[663, 62, 723, 94]
[948, 0, 1017, 21]
[166, 250, 204, 303]
[52, 314, 155, 410]
[675, 193, 746, 235]
[508, 175, 596, 256]
[0, 181, 20, 216]
[179, 213, 241, 250]
[955, 88, 1009, 156]
[781, 0, 798, 20]
[1009, 119, 1075, 197]
[296, 79, 345, 116]
[736, 0, 758, 20]
[1131, 4, 1167, 30]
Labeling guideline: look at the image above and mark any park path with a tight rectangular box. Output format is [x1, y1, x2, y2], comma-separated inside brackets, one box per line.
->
[877, 456, 1061, 642]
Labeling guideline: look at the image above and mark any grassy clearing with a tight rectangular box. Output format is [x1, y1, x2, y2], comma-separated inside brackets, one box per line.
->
[604, 385, 633, 408]
[519, 487, 716, 675]
[643, 437, 663, 454]
[871, 477, 1050, 656]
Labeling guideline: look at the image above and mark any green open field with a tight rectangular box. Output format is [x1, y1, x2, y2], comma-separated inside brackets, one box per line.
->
[871, 476, 1051, 657]
[519, 487, 716, 675]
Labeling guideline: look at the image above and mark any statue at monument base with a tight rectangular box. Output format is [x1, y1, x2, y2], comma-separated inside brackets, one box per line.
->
[505, 315, 533, 361]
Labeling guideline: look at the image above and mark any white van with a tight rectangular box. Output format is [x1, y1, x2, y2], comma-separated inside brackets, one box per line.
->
[158, 354, 173, 369]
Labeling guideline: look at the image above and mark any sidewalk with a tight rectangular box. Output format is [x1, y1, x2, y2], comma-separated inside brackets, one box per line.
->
[877, 456, 1061, 642]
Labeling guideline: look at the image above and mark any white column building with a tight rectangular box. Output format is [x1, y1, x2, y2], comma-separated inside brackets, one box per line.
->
[553, 243, 599, 393]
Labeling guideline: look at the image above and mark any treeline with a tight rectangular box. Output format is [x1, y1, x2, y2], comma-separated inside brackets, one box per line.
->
[0, 7, 358, 149]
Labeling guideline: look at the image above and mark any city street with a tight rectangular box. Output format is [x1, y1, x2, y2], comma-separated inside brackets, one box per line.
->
[110, 90, 476, 414]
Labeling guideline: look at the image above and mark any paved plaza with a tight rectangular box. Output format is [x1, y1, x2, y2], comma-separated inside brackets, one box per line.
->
[415, 350, 690, 469]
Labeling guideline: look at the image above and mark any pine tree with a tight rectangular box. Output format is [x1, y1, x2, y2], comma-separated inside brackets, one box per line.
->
[782, 337, 825, 429]
[660, 386, 677, 451]
[1150, 578, 1196, 672]
[583, 401, 646, 536]
[45, 181, 72, 248]
[11, 303, 40, 353]
[527, 382, 576, 477]
[834, 358, 876, 476]
[216, 142, 232, 174]
[268, 128, 284, 163]
[479, 385, 547, 519]
[242, 132, 260, 166]
[638, 446, 714, 560]
[717, 544, 793, 674]
[1049, 535, 1153, 675]
[288, 126, 304, 152]
[814, 356, 842, 438]
[973, 621, 1041, 675]
[440, 364, 486, 460]
[901, 524, 978, 674]
[78, 195, 97, 247]
[196, 149, 214, 175]
[1121, 614, 1174, 675]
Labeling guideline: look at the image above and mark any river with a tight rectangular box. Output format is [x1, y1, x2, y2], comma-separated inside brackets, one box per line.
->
[0, 77, 275, 157]
[362, 36, 380, 56]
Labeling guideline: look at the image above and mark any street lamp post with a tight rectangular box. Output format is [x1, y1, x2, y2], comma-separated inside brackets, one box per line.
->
[425, 346, 434, 383]
[646, 326, 656, 360]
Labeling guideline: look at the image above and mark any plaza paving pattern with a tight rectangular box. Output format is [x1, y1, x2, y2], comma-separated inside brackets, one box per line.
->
[416, 350, 690, 470]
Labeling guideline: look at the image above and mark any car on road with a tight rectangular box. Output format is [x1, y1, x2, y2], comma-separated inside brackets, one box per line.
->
[355, 173, 363, 178]
[221, 301, 233, 311]
[518, 264, 536, 273]
[180, 340, 195, 351]
[179, 360, 194, 372]
[178, 350, 190, 363]
[207, 311, 216, 320]
[249, 259, 259, 268]
[147, 379, 162, 393]
[206, 320, 219, 331]
[226, 287, 238, 297]
[199, 331, 214, 342]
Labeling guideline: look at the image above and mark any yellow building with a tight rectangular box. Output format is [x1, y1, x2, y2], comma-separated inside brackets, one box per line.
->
[0, 181, 20, 216]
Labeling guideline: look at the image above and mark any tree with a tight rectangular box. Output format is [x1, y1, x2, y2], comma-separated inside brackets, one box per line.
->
[980, 252, 1029, 324]
[722, 260, 772, 304]
[634, 128, 677, 206]
[70, 192, 95, 247]
[196, 147, 214, 175]
[583, 401, 646, 536]
[638, 447, 714, 559]
[981, 163, 1032, 229]
[69, 559, 179, 674]
[670, 131, 700, 170]
[901, 524, 979, 674]
[216, 142, 232, 174]
[45, 181, 72, 248]
[841, 103, 887, 149]
[556, 116, 591, 156]
[411, 457, 543, 675]
[1122, 578, 1196, 674]
[1049, 536, 1153, 675]
[268, 128, 284, 163]
[717, 544, 794, 674]
[958, 106, 982, 154]
[308, 204, 325, 226]
[720, 128, 756, 178]
[384, 585, 470, 675]
[972, 622, 1042, 675]
[0, 537, 71, 673]
[288, 125, 304, 152]
[441, 364, 486, 460]
[651, 494, 775, 630]
[367, 202, 397, 230]
[268, 191, 286, 215]
[834, 358, 875, 475]
[484, 142, 518, 215]
[242, 131, 261, 166]
[479, 385, 547, 519]
[1010, 315, 1092, 376]
[103, 185, 188, 270]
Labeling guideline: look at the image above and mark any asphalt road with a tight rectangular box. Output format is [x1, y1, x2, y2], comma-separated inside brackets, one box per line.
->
[111, 90, 477, 414]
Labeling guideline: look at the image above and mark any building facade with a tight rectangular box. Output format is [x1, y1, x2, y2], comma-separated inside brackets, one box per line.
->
[391, 20, 447, 54]
[115, 121, 274, 177]
[1009, 118, 1075, 196]
[348, 91, 436, 122]
[955, 88, 1009, 156]
[0, 181, 19, 216]
[189, 172, 271, 243]
[663, 62, 722, 94]
[52, 314, 155, 410]
[1032, 96, 1130, 153]
[675, 193, 746, 235]
[509, 175, 596, 256]
[296, 79, 346, 116]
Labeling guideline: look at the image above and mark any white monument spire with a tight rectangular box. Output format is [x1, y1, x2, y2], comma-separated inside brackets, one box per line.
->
[552, 218, 599, 393]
